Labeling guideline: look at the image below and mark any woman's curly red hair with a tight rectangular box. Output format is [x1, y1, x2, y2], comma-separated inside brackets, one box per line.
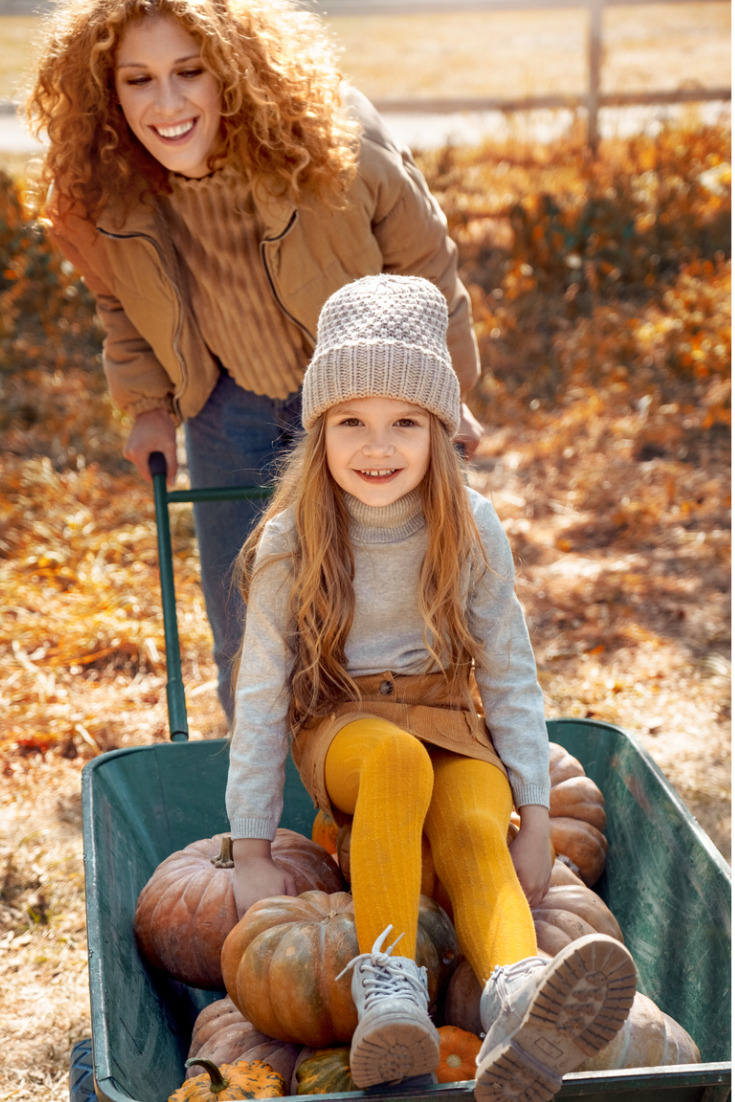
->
[26, 0, 360, 222]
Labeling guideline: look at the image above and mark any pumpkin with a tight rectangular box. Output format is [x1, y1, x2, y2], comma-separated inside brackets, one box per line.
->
[548, 816, 607, 888]
[187, 997, 302, 1083]
[547, 743, 608, 886]
[531, 881, 624, 956]
[168, 1058, 286, 1101]
[442, 959, 483, 1036]
[443, 859, 625, 1032]
[549, 775, 607, 832]
[577, 992, 701, 1070]
[221, 890, 458, 1047]
[134, 829, 344, 989]
[436, 1026, 482, 1083]
[310, 811, 339, 856]
[291, 1047, 357, 1095]
[548, 741, 587, 785]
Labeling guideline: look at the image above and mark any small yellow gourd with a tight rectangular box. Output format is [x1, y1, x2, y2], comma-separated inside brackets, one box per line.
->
[168, 1058, 286, 1100]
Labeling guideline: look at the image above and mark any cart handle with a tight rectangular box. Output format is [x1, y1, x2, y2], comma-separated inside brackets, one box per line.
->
[149, 451, 188, 740]
[147, 451, 272, 741]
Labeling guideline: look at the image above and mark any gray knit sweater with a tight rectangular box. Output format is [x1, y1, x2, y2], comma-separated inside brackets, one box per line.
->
[226, 486, 550, 839]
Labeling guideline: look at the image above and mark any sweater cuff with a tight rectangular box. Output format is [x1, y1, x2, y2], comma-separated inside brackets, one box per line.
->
[229, 817, 278, 841]
[514, 784, 550, 810]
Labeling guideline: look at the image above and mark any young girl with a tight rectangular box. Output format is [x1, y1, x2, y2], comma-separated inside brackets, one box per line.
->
[27, 0, 483, 720]
[226, 275, 636, 1101]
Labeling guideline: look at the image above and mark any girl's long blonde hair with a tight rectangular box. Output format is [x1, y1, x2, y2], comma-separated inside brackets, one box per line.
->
[26, 0, 359, 222]
[236, 416, 488, 732]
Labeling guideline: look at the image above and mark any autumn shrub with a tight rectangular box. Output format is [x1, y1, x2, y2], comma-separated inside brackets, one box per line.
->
[416, 119, 731, 420]
[0, 170, 95, 345]
[0, 172, 125, 471]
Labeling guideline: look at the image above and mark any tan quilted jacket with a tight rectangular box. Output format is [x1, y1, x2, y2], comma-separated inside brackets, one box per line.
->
[50, 88, 480, 424]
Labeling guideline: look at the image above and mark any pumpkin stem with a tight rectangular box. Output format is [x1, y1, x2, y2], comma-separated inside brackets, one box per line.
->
[184, 1057, 230, 1092]
[211, 835, 234, 869]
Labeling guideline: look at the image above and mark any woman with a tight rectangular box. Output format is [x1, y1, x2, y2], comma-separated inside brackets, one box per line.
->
[27, 0, 484, 718]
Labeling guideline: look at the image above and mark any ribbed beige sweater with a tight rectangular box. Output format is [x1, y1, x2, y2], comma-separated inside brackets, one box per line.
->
[161, 167, 310, 399]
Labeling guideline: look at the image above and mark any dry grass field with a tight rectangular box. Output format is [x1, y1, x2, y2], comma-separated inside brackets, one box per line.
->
[0, 2, 731, 105]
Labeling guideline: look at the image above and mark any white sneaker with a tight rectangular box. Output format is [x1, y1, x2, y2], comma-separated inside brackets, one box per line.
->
[475, 933, 636, 1102]
[337, 926, 440, 1088]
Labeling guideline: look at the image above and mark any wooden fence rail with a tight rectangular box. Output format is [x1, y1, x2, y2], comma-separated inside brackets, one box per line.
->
[319, 0, 731, 149]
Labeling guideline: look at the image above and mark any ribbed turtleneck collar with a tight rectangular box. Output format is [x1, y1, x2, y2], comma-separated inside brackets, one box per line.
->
[167, 163, 245, 195]
[344, 489, 425, 544]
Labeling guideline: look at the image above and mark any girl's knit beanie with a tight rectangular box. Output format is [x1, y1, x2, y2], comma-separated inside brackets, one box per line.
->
[301, 274, 461, 436]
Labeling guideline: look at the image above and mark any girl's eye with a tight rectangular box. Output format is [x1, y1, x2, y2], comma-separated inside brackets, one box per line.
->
[396, 418, 417, 427]
[339, 418, 362, 427]
[179, 67, 205, 79]
[124, 74, 151, 86]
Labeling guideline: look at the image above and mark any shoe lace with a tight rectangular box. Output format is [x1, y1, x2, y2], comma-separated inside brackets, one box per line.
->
[335, 925, 428, 1008]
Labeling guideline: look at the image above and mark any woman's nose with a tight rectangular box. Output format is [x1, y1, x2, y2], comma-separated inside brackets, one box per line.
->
[155, 79, 184, 113]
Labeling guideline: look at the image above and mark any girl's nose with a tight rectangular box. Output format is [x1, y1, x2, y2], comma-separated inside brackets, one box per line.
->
[362, 434, 394, 456]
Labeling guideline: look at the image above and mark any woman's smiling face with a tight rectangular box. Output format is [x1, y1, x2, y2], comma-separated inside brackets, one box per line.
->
[115, 15, 222, 178]
[324, 396, 432, 508]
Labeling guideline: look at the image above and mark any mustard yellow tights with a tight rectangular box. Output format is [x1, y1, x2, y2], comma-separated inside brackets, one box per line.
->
[324, 718, 538, 984]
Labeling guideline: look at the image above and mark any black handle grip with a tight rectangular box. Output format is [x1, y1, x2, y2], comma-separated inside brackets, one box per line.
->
[148, 450, 168, 479]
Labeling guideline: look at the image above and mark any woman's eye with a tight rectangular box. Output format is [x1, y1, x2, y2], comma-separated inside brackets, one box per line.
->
[180, 67, 205, 79]
[124, 74, 151, 86]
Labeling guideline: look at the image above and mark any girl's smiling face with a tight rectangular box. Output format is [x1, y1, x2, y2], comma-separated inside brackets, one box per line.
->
[324, 396, 431, 508]
[115, 15, 222, 178]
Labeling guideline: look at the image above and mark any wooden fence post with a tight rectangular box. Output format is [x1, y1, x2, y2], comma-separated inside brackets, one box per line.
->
[587, 0, 604, 151]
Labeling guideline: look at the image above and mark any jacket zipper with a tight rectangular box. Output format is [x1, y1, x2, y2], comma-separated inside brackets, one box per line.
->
[99, 227, 188, 420]
[259, 210, 316, 344]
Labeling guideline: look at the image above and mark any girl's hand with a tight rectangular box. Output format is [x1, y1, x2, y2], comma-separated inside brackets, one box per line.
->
[231, 838, 297, 918]
[123, 408, 177, 485]
[509, 804, 552, 907]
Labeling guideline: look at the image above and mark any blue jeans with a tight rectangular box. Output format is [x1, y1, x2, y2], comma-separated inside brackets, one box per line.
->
[184, 372, 302, 721]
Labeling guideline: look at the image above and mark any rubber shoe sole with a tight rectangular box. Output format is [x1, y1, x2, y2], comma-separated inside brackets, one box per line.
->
[475, 934, 637, 1102]
[350, 1009, 440, 1089]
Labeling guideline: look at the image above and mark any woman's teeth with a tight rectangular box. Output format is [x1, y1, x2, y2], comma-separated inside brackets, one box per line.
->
[156, 121, 194, 139]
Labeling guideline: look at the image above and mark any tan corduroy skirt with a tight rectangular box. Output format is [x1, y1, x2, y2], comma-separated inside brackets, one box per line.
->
[290, 670, 507, 822]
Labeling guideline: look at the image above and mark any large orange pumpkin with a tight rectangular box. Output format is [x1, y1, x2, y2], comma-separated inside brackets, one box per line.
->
[187, 997, 302, 1083]
[134, 830, 345, 989]
[221, 890, 458, 1048]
